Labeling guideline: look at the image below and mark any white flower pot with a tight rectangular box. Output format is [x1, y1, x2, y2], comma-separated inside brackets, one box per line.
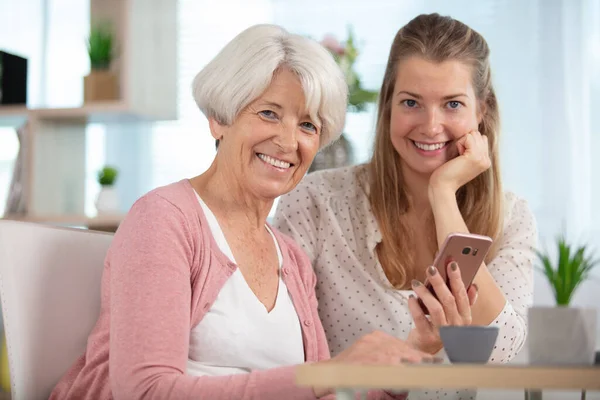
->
[528, 306, 597, 365]
[95, 186, 119, 215]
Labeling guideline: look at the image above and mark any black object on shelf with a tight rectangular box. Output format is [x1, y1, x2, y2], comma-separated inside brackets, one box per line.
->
[595, 351, 600, 365]
[0, 50, 28, 105]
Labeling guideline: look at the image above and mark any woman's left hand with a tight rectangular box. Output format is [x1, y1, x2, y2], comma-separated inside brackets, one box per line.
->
[429, 130, 491, 194]
[407, 261, 478, 354]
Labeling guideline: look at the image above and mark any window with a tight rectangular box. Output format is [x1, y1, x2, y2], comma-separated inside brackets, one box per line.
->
[0, 0, 44, 216]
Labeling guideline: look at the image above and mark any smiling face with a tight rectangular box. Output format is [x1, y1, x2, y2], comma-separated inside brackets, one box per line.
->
[390, 56, 482, 177]
[211, 68, 321, 200]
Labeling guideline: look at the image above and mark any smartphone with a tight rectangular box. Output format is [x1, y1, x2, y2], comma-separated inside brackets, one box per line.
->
[418, 232, 493, 314]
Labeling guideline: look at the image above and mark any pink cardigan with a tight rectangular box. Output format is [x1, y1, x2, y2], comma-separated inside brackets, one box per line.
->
[50, 180, 403, 400]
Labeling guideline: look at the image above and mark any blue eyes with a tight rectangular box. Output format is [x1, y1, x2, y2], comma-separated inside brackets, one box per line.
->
[258, 110, 317, 133]
[300, 122, 317, 132]
[259, 110, 277, 119]
[401, 100, 463, 110]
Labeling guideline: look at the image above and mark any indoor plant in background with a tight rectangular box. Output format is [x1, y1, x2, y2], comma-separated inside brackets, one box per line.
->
[84, 22, 119, 102]
[95, 166, 119, 215]
[309, 27, 379, 173]
[528, 235, 599, 365]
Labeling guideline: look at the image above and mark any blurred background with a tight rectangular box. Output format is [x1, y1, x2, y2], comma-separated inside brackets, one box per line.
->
[0, 0, 599, 350]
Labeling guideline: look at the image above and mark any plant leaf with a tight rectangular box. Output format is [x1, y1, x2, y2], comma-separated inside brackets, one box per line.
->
[87, 22, 114, 69]
[535, 234, 599, 306]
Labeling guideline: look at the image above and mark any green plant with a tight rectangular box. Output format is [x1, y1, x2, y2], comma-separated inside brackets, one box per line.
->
[97, 166, 118, 186]
[536, 235, 599, 306]
[86, 23, 114, 70]
[320, 27, 379, 112]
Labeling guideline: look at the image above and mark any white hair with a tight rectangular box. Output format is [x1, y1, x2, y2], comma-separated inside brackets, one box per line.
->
[192, 24, 348, 149]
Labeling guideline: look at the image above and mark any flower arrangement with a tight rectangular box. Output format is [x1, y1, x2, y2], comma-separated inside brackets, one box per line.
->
[320, 27, 379, 112]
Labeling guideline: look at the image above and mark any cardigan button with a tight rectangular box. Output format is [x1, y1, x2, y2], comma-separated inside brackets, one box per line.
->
[303, 320, 312, 327]
[203, 302, 211, 311]
[282, 267, 290, 275]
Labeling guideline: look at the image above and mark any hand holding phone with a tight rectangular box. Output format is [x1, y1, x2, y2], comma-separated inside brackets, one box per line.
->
[418, 232, 492, 314]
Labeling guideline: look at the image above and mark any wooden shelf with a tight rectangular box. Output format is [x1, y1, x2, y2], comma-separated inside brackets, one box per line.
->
[0, 105, 28, 116]
[296, 363, 600, 391]
[0, 102, 166, 127]
[0, 105, 28, 127]
[33, 102, 129, 120]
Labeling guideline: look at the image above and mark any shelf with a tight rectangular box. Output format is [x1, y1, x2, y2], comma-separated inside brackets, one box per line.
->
[0, 102, 166, 127]
[1, 214, 124, 232]
[33, 102, 129, 121]
[0, 0, 177, 219]
[0, 105, 28, 127]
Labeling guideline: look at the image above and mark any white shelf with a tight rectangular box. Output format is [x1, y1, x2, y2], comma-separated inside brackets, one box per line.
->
[0, 101, 170, 128]
[2, 214, 124, 231]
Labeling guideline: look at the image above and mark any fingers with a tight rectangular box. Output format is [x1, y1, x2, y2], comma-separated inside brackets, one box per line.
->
[425, 265, 463, 325]
[447, 261, 472, 324]
[464, 131, 476, 149]
[467, 283, 478, 306]
[411, 274, 449, 327]
[336, 331, 438, 366]
[456, 134, 468, 154]
[397, 341, 436, 363]
[370, 331, 433, 364]
[408, 294, 433, 334]
[467, 131, 491, 169]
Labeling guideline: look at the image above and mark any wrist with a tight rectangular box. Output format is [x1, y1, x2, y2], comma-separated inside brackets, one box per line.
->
[427, 184, 456, 206]
[408, 331, 443, 355]
[415, 341, 444, 356]
[427, 343, 444, 355]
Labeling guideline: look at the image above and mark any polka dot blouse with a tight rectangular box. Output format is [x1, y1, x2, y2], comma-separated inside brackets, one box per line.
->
[273, 164, 537, 400]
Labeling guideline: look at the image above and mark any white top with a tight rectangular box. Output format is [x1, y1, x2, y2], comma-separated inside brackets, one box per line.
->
[186, 194, 305, 376]
[274, 164, 538, 400]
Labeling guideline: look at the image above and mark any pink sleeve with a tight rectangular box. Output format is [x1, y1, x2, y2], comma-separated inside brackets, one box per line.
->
[108, 193, 317, 400]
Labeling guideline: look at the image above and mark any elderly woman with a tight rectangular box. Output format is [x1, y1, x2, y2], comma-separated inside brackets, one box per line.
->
[274, 14, 537, 400]
[50, 24, 431, 400]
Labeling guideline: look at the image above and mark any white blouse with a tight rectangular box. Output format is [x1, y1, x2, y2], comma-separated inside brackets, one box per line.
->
[274, 164, 537, 400]
[186, 194, 305, 377]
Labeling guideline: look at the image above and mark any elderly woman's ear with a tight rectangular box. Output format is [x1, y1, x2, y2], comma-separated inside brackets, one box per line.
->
[208, 118, 225, 148]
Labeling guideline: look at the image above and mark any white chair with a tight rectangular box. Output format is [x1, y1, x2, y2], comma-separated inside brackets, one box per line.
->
[0, 220, 112, 400]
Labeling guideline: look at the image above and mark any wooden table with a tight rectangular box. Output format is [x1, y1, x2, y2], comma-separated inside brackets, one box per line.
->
[296, 363, 600, 399]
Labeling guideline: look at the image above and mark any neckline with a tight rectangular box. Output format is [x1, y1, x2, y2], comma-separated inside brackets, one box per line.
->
[193, 191, 283, 268]
[181, 177, 295, 269]
[184, 180, 286, 314]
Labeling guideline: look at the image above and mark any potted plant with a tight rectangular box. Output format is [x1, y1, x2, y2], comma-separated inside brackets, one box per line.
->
[528, 235, 599, 365]
[95, 166, 119, 215]
[309, 27, 379, 173]
[84, 22, 118, 102]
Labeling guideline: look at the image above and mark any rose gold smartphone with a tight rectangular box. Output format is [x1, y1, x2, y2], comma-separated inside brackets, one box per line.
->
[418, 232, 493, 314]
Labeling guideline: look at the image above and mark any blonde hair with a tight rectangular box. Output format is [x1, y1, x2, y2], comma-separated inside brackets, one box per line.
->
[192, 24, 348, 149]
[368, 13, 503, 288]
